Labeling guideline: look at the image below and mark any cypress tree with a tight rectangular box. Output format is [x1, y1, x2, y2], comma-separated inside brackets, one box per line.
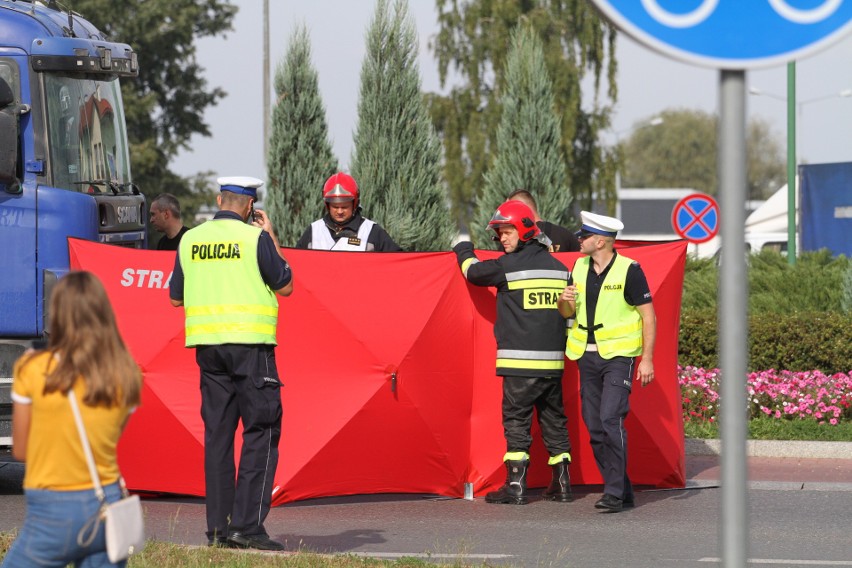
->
[430, 1, 618, 229]
[351, 0, 452, 251]
[266, 24, 338, 246]
[474, 24, 570, 247]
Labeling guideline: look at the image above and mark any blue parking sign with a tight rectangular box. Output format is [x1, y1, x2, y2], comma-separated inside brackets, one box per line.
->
[672, 193, 719, 243]
[590, 1, 852, 68]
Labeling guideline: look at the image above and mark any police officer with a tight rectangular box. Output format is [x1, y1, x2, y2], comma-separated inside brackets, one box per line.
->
[453, 200, 573, 505]
[170, 176, 293, 549]
[295, 172, 401, 251]
[558, 211, 656, 512]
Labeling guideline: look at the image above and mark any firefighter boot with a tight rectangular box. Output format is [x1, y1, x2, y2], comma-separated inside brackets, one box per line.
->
[543, 458, 573, 502]
[485, 459, 529, 505]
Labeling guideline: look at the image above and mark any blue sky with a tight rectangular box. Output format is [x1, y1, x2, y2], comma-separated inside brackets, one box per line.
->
[172, 1, 852, 187]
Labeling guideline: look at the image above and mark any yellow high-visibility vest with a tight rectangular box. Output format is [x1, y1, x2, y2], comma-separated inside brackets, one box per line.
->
[566, 254, 642, 360]
[178, 219, 279, 346]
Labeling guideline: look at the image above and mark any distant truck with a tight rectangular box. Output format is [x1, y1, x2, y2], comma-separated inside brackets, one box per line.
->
[0, 1, 145, 446]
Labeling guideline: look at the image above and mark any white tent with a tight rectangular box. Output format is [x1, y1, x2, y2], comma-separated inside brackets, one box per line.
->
[745, 179, 798, 233]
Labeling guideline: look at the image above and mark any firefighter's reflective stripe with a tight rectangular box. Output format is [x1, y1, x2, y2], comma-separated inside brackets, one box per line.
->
[504, 451, 530, 462]
[507, 278, 565, 290]
[461, 257, 479, 278]
[505, 269, 569, 281]
[496, 349, 565, 371]
[548, 452, 571, 465]
[566, 254, 643, 360]
[506, 269, 568, 291]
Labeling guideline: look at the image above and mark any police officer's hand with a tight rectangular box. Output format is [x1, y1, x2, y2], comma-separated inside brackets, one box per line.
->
[251, 209, 272, 233]
[637, 358, 654, 387]
[559, 285, 577, 304]
[452, 241, 474, 255]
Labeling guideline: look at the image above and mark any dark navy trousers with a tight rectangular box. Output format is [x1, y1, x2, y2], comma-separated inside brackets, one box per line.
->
[577, 352, 635, 500]
[196, 344, 282, 541]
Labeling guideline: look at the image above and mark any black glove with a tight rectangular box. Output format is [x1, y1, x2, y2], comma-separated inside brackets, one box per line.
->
[452, 241, 474, 254]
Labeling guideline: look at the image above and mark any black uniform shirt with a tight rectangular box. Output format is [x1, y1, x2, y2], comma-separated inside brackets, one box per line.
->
[169, 211, 292, 302]
[538, 220, 580, 252]
[582, 252, 652, 344]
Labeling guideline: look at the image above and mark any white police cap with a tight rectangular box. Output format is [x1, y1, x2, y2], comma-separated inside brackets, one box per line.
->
[217, 176, 264, 199]
[576, 210, 624, 238]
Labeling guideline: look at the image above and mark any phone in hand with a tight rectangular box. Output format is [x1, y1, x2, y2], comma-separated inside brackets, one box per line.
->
[249, 205, 261, 224]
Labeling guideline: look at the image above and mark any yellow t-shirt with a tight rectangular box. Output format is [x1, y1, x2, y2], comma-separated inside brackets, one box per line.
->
[11, 352, 131, 490]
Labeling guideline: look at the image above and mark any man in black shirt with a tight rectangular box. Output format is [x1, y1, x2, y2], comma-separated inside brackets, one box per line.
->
[507, 189, 580, 253]
[149, 193, 189, 251]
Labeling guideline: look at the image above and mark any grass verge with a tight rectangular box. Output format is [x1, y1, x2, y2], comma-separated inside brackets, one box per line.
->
[684, 417, 852, 441]
[0, 536, 486, 568]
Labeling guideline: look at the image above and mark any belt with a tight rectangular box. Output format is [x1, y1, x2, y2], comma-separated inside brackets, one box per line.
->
[585, 343, 598, 352]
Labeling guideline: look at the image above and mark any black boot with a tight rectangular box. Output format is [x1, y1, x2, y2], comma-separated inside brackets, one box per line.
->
[485, 459, 529, 505]
[543, 458, 572, 502]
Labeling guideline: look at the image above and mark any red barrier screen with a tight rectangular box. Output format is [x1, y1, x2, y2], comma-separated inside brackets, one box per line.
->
[69, 239, 687, 504]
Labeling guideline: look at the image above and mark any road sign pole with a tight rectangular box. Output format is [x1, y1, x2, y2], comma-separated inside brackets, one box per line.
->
[787, 62, 797, 265]
[718, 69, 749, 568]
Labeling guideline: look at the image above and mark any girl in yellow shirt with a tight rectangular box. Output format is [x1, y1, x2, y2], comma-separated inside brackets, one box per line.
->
[2, 271, 142, 568]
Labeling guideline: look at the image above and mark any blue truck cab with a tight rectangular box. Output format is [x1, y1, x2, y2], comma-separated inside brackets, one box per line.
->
[0, 1, 144, 445]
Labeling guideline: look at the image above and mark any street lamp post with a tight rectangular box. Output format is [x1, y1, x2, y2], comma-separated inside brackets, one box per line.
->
[749, 67, 851, 266]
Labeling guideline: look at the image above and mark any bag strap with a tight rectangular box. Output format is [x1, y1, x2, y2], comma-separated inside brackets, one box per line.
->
[69, 390, 106, 503]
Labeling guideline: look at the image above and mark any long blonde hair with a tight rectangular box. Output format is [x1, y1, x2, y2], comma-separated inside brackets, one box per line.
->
[38, 271, 142, 407]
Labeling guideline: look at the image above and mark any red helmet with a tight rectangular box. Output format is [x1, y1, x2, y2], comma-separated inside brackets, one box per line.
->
[488, 200, 540, 242]
[323, 172, 359, 208]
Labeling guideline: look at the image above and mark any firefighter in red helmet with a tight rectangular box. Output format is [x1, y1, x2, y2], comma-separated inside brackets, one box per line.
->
[295, 172, 401, 251]
[453, 200, 574, 505]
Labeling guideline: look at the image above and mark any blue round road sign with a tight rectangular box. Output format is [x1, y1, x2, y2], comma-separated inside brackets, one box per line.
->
[590, 1, 852, 69]
[672, 193, 719, 243]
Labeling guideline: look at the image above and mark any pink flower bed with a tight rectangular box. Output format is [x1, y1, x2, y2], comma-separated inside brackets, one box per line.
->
[678, 366, 852, 425]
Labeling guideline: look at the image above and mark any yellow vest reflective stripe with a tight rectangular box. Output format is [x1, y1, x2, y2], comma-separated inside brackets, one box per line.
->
[566, 254, 643, 360]
[179, 219, 279, 346]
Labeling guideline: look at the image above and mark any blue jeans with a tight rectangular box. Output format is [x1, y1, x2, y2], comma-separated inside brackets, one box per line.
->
[1, 482, 126, 568]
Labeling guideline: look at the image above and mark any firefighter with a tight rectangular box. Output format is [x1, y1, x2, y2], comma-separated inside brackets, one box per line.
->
[453, 200, 573, 505]
[170, 176, 293, 549]
[295, 172, 401, 251]
[558, 211, 656, 512]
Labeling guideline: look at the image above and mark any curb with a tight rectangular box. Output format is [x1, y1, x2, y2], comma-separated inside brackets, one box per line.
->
[685, 438, 852, 459]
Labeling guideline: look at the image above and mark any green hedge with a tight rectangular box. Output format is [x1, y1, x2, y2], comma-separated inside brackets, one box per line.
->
[679, 250, 852, 373]
[679, 309, 852, 373]
[682, 250, 852, 314]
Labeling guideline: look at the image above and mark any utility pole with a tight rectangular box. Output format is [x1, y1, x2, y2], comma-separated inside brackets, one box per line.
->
[263, 0, 270, 162]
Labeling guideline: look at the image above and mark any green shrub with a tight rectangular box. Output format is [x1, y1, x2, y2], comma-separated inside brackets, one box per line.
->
[682, 250, 851, 314]
[679, 250, 852, 373]
[679, 309, 852, 373]
[748, 249, 850, 314]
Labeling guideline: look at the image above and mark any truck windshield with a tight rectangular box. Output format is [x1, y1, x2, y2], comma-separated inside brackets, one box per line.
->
[43, 75, 132, 194]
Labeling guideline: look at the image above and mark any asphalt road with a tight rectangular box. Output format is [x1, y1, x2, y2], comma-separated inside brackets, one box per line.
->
[2, 456, 851, 568]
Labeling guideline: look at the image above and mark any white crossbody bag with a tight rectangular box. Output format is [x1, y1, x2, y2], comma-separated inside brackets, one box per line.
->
[70, 392, 146, 563]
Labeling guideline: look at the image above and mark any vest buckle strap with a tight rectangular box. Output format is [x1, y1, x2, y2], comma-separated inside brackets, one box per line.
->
[585, 343, 598, 352]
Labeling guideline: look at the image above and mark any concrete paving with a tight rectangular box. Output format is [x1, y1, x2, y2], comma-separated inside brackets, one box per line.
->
[2, 443, 852, 567]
